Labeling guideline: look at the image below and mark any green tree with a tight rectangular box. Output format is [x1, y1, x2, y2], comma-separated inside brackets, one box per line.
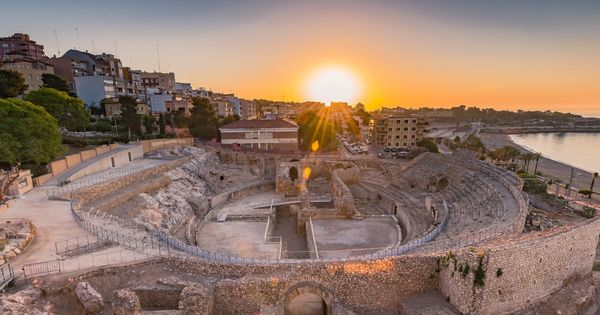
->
[118, 96, 141, 136]
[0, 98, 62, 165]
[0, 70, 28, 98]
[295, 110, 338, 152]
[142, 114, 155, 135]
[188, 97, 219, 140]
[219, 114, 240, 127]
[24, 88, 90, 130]
[590, 172, 598, 199]
[417, 138, 439, 153]
[158, 114, 166, 135]
[41, 73, 70, 93]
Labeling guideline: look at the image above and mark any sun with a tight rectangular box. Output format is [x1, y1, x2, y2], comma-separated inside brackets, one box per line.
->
[305, 66, 361, 106]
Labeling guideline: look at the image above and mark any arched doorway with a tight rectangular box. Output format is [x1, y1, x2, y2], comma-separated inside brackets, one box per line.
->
[283, 282, 333, 315]
[289, 166, 299, 182]
[285, 293, 326, 315]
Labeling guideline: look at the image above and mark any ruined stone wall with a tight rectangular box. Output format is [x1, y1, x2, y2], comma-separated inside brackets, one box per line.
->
[166, 255, 438, 313]
[72, 157, 191, 205]
[439, 218, 600, 314]
[331, 167, 359, 217]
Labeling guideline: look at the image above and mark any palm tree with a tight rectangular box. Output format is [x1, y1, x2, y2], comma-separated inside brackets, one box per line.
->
[590, 172, 599, 199]
[533, 152, 542, 175]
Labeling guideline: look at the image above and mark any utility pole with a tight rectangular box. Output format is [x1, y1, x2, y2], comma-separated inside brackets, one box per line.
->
[75, 27, 81, 50]
[156, 43, 161, 72]
[567, 167, 575, 198]
[53, 30, 61, 56]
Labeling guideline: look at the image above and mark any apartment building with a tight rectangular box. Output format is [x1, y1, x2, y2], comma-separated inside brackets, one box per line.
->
[373, 115, 426, 148]
[140, 71, 176, 92]
[1, 51, 54, 92]
[219, 119, 299, 152]
[0, 33, 45, 62]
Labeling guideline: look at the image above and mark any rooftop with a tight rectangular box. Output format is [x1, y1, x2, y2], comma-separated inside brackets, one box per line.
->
[220, 118, 298, 129]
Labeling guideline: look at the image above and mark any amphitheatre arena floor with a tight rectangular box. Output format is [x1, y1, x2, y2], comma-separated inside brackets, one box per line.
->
[311, 218, 399, 258]
[196, 221, 280, 258]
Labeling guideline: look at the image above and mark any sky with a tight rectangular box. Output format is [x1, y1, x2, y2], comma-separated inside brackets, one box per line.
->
[3, 0, 600, 113]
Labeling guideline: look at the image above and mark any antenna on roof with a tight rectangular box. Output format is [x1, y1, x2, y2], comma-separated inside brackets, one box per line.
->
[90, 40, 95, 53]
[75, 27, 80, 50]
[156, 43, 161, 72]
[53, 30, 61, 56]
[113, 41, 118, 56]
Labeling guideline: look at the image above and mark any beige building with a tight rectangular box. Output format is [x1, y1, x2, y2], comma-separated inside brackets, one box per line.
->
[103, 98, 149, 118]
[211, 99, 234, 117]
[140, 71, 176, 92]
[219, 119, 299, 152]
[1, 52, 54, 92]
[374, 115, 426, 148]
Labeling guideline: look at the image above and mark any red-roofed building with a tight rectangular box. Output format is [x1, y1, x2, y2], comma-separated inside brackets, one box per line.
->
[219, 119, 299, 152]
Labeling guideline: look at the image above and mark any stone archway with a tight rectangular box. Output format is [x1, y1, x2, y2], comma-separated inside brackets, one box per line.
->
[289, 166, 299, 182]
[283, 282, 333, 315]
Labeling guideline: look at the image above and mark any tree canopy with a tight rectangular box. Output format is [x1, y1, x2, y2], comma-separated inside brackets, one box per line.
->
[295, 110, 338, 152]
[188, 97, 219, 140]
[118, 96, 141, 136]
[0, 70, 28, 98]
[417, 138, 439, 153]
[41, 73, 71, 93]
[0, 98, 62, 165]
[24, 88, 90, 130]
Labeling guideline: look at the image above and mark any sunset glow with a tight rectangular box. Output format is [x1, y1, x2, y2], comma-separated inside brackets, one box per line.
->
[305, 66, 361, 105]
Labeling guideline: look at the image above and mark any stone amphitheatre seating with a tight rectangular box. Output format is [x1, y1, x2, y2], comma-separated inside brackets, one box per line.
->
[350, 152, 527, 253]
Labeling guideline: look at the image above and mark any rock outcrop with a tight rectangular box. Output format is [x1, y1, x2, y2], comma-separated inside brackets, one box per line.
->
[74, 281, 104, 314]
[113, 289, 141, 315]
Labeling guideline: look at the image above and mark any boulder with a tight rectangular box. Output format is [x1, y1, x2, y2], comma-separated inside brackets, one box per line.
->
[0, 286, 43, 315]
[113, 289, 141, 315]
[178, 285, 213, 315]
[74, 281, 104, 314]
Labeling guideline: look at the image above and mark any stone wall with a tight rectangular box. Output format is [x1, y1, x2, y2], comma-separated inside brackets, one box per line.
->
[331, 167, 359, 217]
[72, 157, 191, 206]
[166, 255, 438, 313]
[439, 218, 600, 314]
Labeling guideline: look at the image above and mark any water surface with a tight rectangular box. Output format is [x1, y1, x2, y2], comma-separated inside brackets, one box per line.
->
[509, 132, 600, 173]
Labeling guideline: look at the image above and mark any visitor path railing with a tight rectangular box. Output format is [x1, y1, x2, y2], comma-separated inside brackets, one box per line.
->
[47, 159, 167, 200]
[53, 151, 529, 267]
[22, 259, 61, 278]
[0, 264, 15, 289]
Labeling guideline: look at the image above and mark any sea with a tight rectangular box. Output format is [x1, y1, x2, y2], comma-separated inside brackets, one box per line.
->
[509, 132, 600, 173]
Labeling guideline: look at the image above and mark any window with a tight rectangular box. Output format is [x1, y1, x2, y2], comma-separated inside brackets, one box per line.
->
[411, 142, 415, 146]
[412, 127, 416, 131]
[387, 142, 392, 146]
[412, 119, 417, 123]
[396, 120, 400, 123]
[396, 128, 400, 131]
[404, 119, 409, 123]
[388, 128, 392, 131]
[395, 135, 400, 139]
[395, 143, 399, 146]
[403, 135, 408, 139]
[411, 135, 416, 138]
[403, 142, 407, 146]
[404, 127, 408, 131]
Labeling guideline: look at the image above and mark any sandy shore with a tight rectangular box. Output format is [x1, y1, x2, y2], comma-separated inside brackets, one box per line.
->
[480, 133, 595, 193]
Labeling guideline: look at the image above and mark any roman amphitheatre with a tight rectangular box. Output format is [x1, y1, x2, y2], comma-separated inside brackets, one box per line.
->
[0, 139, 599, 315]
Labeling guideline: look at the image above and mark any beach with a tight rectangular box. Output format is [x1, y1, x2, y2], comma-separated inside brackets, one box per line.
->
[480, 133, 596, 193]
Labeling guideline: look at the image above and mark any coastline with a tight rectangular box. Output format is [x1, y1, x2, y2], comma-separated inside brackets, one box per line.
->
[479, 133, 595, 192]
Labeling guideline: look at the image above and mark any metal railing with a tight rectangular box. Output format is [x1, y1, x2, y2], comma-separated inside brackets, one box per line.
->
[55, 235, 111, 256]
[23, 260, 61, 278]
[0, 264, 15, 289]
[47, 160, 166, 200]
[41, 149, 529, 266]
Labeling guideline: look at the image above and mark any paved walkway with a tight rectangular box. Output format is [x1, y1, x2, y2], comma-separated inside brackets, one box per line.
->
[0, 185, 90, 271]
[0, 149, 166, 272]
